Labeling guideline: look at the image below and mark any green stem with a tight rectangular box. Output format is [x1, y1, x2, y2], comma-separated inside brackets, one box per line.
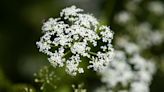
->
[88, 51, 97, 56]
[63, 50, 71, 57]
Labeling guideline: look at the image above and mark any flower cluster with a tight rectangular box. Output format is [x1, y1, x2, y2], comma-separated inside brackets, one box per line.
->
[36, 5, 114, 76]
[34, 66, 58, 90]
[147, 1, 164, 16]
[95, 50, 156, 92]
[114, 0, 164, 49]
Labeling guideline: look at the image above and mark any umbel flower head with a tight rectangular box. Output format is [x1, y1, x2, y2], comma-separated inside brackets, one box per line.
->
[36, 5, 114, 76]
[95, 50, 156, 92]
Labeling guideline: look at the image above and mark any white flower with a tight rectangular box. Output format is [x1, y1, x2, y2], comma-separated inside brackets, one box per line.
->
[48, 47, 65, 67]
[66, 54, 82, 76]
[115, 11, 132, 24]
[127, 22, 164, 49]
[100, 51, 133, 88]
[96, 50, 156, 92]
[60, 5, 83, 21]
[88, 50, 114, 72]
[130, 82, 149, 92]
[147, 1, 164, 15]
[116, 36, 140, 55]
[36, 5, 114, 76]
[100, 26, 113, 43]
[71, 42, 90, 57]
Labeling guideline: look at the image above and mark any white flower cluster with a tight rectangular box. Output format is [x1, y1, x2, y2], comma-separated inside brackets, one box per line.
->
[100, 51, 133, 88]
[114, 0, 164, 50]
[147, 1, 164, 16]
[116, 36, 140, 55]
[95, 50, 156, 92]
[36, 5, 114, 76]
[134, 22, 163, 49]
[129, 54, 156, 92]
[114, 11, 132, 25]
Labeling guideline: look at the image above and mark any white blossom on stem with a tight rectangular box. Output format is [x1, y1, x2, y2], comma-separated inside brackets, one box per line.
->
[36, 5, 114, 76]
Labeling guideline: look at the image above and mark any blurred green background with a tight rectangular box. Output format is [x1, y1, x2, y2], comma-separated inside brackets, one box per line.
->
[0, 0, 164, 92]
